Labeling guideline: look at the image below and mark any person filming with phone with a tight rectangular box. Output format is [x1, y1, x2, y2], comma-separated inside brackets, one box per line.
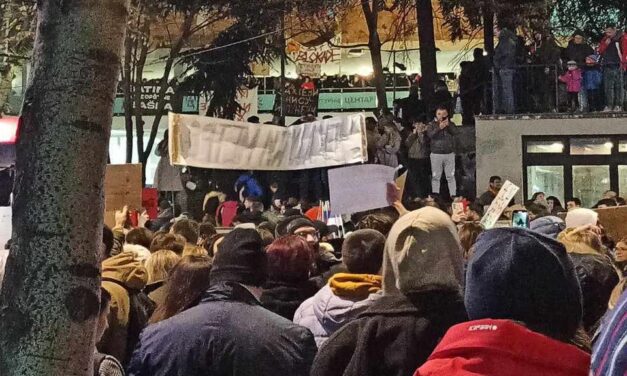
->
[427, 106, 459, 199]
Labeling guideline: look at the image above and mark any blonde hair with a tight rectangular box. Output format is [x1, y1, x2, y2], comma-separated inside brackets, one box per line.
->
[182, 245, 209, 258]
[145, 250, 181, 283]
[557, 227, 603, 255]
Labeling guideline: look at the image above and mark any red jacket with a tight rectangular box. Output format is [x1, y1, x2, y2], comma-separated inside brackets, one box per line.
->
[415, 319, 591, 376]
[598, 33, 627, 70]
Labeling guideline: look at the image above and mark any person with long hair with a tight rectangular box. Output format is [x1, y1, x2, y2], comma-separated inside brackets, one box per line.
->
[144, 250, 181, 306]
[148, 255, 212, 324]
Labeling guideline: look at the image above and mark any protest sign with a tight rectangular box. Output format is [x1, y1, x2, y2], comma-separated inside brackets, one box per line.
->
[596, 206, 627, 242]
[104, 164, 143, 228]
[480, 180, 520, 229]
[296, 62, 322, 79]
[170, 113, 365, 171]
[283, 85, 319, 117]
[287, 38, 341, 64]
[328, 164, 396, 216]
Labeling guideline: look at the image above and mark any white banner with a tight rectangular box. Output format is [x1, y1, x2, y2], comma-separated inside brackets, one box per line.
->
[169, 113, 366, 171]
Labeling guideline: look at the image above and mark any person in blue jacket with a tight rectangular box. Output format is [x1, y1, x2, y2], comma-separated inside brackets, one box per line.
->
[582, 54, 604, 112]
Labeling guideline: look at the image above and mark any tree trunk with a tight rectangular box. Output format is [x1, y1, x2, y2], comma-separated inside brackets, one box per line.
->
[416, 0, 438, 111]
[133, 21, 149, 172]
[122, 31, 134, 163]
[142, 10, 196, 180]
[483, 2, 495, 58]
[361, 1, 389, 115]
[0, 0, 128, 375]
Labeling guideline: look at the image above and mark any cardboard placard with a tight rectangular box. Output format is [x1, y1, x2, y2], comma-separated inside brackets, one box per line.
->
[480, 180, 520, 229]
[595, 206, 627, 242]
[104, 164, 143, 228]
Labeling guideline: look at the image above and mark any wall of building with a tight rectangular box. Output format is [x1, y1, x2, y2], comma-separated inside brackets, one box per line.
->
[475, 114, 627, 203]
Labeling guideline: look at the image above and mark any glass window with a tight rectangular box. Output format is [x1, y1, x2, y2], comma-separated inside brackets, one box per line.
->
[570, 138, 613, 155]
[619, 141, 627, 153]
[620, 166, 627, 197]
[526, 141, 564, 154]
[527, 166, 564, 203]
[572, 165, 610, 207]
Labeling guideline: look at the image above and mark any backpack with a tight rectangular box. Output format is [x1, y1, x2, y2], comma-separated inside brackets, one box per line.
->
[102, 278, 155, 365]
[216, 201, 240, 227]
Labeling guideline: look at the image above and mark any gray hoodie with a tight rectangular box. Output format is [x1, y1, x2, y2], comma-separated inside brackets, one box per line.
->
[382, 206, 464, 295]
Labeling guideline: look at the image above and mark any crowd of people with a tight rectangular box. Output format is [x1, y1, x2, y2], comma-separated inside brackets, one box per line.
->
[492, 24, 627, 114]
[12, 168, 620, 376]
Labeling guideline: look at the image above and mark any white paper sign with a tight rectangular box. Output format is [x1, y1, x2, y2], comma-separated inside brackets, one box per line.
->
[296, 62, 322, 79]
[169, 113, 366, 171]
[328, 164, 396, 216]
[480, 180, 520, 229]
[0, 207, 11, 250]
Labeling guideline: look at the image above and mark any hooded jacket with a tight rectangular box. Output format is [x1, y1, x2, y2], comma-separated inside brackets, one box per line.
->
[311, 207, 467, 376]
[127, 281, 317, 376]
[415, 319, 591, 376]
[293, 274, 382, 347]
[494, 28, 518, 69]
[99, 252, 149, 365]
[529, 215, 566, 239]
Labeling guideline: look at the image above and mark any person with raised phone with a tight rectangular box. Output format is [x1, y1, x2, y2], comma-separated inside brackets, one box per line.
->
[427, 106, 459, 199]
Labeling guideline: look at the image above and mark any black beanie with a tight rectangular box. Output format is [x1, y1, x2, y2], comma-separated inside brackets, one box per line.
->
[286, 218, 316, 235]
[210, 228, 267, 287]
[275, 215, 305, 238]
[465, 228, 583, 341]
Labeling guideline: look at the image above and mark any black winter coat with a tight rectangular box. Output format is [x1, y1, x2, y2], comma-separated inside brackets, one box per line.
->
[569, 253, 619, 334]
[260, 280, 317, 320]
[127, 282, 317, 376]
[311, 290, 467, 376]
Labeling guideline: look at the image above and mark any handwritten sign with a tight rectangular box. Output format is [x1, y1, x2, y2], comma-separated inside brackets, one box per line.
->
[287, 39, 341, 64]
[296, 62, 322, 79]
[480, 180, 519, 229]
[283, 86, 319, 117]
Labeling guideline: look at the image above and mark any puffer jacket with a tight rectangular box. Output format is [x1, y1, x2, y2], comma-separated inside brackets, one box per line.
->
[294, 274, 382, 347]
[560, 69, 583, 93]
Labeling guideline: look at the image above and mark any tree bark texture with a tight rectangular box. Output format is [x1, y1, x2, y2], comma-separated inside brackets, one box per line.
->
[416, 0, 438, 110]
[361, 1, 389, 115]
[0, 0, 128, 375]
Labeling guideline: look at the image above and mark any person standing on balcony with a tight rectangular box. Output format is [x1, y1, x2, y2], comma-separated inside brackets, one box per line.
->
[598, 25, 627, 112]
[494, 24, 518, 114]
[534, 34, 562, 113]
[566, 30, 594, 111]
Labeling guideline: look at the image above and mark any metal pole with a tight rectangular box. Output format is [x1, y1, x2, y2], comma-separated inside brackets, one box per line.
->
[554, 64, 558, 113]
[279, 2, 286, 126]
